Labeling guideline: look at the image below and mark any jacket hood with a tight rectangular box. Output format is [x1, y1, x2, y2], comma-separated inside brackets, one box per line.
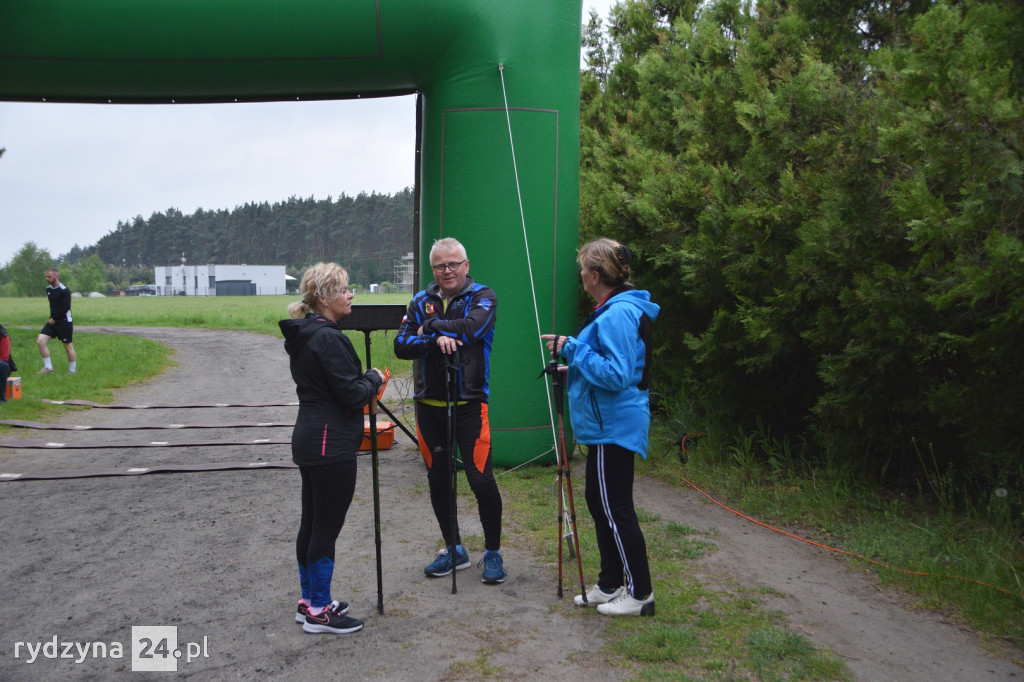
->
[606, 288, 660, 320]
[279, 314, 337, 359]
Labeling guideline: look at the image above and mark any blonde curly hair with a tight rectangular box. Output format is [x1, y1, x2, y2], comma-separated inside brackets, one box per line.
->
[287, 262, 350, 319]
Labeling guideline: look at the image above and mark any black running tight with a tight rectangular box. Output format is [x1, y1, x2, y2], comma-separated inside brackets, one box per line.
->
[296, 460, 357, 566]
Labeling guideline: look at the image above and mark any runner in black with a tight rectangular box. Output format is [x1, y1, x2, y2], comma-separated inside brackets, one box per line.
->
[36, 268, 77, 374]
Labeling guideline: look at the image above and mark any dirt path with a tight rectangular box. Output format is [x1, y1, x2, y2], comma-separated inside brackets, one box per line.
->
[0, 327, 1020, 681]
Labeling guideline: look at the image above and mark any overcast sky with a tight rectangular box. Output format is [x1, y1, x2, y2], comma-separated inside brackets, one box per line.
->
[0, 1, 617, 268]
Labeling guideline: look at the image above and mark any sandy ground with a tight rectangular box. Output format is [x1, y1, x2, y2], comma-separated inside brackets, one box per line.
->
[0, 327, 1021, 681]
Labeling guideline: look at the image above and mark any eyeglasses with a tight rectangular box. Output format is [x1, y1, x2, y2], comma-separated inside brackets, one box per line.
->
[431, 259, 467, 273]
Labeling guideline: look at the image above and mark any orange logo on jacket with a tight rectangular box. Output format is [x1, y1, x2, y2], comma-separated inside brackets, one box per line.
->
[425, 303, 435, 314]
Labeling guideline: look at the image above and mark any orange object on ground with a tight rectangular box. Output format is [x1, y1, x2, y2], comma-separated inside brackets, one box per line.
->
[5, 377, 21, 400]
[361, 420, 394, 451]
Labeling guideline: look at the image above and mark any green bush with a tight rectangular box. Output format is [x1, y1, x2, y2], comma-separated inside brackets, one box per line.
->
[580, 0, 1024, 511]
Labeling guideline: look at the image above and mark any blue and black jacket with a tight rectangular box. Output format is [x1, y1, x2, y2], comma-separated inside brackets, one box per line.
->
[560, 288, 660, 459]
[393, 276, 496, 403]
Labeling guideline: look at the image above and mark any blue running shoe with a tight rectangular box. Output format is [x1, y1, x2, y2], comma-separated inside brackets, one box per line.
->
[478, 549, 507, 584]
[424, 545, 470, 577]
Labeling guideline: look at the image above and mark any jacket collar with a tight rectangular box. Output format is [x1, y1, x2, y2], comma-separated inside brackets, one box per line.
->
[425, 275, 475, 300]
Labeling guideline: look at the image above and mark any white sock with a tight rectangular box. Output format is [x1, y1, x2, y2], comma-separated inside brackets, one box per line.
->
[68, 362, 77, 372]
[43, 358, 53, 370]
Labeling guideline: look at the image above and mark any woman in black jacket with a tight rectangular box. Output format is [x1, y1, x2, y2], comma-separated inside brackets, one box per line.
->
[279, 262, 384, 635]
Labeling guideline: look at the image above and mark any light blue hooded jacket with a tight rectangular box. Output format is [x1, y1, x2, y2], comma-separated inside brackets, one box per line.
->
[560, 288, 660, 459]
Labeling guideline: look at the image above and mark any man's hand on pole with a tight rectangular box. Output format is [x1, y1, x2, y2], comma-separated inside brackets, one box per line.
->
[436, 336, 462, 355]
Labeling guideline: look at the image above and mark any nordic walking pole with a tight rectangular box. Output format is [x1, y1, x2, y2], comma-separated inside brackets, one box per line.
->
[365, 334, 385, 615]
[543, 336, 586, 602]
[370, 390, 385, 614]
[557, 419, 565, 598]
[445, 349, 460, 595]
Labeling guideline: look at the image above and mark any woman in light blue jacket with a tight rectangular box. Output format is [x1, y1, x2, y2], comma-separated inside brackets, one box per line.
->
[542, 237, 659, 617]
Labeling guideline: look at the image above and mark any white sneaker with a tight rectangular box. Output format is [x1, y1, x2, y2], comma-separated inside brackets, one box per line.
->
[596, 591, 655, 616]
[573, 584, 624, 607]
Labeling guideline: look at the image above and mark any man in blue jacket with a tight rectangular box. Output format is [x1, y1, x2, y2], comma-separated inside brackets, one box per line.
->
[394, 237, 506, 584]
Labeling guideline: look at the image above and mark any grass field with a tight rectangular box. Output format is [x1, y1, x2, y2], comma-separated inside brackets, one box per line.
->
[0, 293, 413, 422]
[0, 292, 412, 335]
[0, 293, 414, 376]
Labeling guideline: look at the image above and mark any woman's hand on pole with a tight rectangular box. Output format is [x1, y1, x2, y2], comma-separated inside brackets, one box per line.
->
[541, 334, 566, 355]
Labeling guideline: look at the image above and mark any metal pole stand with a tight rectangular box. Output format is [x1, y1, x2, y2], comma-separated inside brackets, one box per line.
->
[540, 339, 586, 602]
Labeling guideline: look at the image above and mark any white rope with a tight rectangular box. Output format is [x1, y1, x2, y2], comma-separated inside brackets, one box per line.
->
[498, 64, 559, 454]
[495, 446, 556, 477]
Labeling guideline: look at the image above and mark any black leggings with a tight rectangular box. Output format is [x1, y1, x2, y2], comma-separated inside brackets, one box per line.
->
[296, 460, 357, 567]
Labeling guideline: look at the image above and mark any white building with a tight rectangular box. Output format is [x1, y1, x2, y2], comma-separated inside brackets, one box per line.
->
[153, 264, 287, 296]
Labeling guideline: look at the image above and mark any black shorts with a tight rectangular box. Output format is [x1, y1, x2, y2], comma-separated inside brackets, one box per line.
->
[40, 321, 73, 344]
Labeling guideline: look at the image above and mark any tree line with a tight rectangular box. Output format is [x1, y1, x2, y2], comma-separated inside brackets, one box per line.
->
[0, 188, 414, 296]
[580, 0, 1023, 510]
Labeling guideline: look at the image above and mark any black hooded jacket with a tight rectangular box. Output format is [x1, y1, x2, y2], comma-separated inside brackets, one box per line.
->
[279, 313, 383, 466]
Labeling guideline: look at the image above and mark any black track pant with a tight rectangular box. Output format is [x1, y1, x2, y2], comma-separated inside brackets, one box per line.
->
[415, 400, 503, 551]
[584, 443, 652, 599]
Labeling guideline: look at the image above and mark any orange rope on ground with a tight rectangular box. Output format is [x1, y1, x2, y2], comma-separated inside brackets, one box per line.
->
[676, 467, 1016, 598]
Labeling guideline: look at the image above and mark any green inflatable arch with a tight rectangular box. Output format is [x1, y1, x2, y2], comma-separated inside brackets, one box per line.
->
[1, 1, 584, 467]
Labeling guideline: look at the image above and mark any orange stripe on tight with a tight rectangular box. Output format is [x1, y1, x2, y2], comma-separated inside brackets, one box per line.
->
[472, 403, 491, 472]
[417, 420, 432, 467]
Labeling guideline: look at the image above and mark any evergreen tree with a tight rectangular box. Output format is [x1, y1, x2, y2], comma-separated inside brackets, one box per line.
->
[580, 0, 1024, 497]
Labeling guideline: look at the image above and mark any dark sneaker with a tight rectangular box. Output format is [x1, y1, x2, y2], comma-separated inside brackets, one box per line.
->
[424, 545, 471, 577]
[296, 599, 348, 624]
[302, 600, 363, 634]
[478, 550, 507, 584]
